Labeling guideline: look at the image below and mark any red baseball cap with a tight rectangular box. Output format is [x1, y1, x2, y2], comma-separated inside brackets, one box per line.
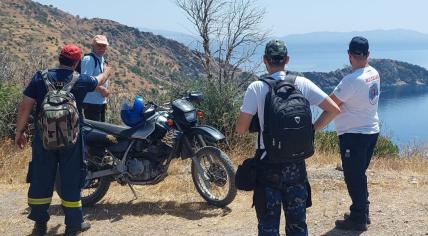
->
[60, 44, 82, 61]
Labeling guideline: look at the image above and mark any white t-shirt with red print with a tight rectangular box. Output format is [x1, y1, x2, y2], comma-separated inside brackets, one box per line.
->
[333, 66, 380, 135]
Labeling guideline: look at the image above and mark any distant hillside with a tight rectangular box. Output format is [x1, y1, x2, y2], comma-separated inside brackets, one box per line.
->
[282, 29, 428, 50]
[141, 29, 428, 51]
[140, 27, 200, 50]
[298, 59, 428, 91]
[0, 0, 205, 93]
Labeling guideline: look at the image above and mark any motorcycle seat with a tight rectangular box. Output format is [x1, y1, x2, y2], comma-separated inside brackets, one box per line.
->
[83, 119, 155, 139]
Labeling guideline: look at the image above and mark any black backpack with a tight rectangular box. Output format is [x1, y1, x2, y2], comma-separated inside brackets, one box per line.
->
[75, 53, 101, 74]
[261, 75, 314, 163]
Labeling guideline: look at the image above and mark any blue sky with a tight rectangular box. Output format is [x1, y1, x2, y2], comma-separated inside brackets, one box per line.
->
[33, 0, 428, 36]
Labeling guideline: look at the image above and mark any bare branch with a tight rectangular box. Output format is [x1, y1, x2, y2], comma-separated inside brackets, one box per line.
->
[177, 0, 269, 86]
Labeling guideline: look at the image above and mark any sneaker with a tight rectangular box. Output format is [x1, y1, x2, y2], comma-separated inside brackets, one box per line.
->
[64, 222, 91, 236]
[31, 221, 47, 236]
[335, 218, 368, 231]
[344, 212, 371, 224]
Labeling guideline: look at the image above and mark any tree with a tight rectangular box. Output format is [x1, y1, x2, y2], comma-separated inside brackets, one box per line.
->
[176, 0, 268, 88]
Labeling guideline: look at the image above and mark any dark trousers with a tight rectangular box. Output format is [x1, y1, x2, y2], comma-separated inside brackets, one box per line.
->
[253, 150, 309, 236]
[27, 134, 85, 228]
[339, 133, 379, 224]
[83, 103, 106, 122]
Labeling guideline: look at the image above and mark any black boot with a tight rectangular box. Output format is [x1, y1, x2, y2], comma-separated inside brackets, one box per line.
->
[31, 221, 47, 236]
[344, 212, 371, 224]
[335, 218, 368, 231]
[64, 222, 91, 236]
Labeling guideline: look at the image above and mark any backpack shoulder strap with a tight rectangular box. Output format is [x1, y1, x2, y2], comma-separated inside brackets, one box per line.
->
[259, 76, 277, 90]
[88, 52, 101, 72]
[41, 69, 56, 92]
[62, 72, 79, 93]
[284, 74, 297, 84]
[275, 74, 298, 92]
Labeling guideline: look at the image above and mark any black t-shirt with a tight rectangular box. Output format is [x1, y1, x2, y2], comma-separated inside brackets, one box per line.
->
[23, 68, 98, 117]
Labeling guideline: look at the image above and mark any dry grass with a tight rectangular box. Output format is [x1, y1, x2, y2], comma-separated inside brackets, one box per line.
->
[1, 139, 427, 185]
[0, 140, 31, 184]
[1, 140, 427, 235]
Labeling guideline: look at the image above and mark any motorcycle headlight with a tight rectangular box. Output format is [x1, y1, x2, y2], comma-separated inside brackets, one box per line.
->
[184, 111, 197, 122]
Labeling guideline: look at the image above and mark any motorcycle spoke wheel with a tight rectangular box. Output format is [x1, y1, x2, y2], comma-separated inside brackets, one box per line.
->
[81, 179, 100, 199]
[192, 146, 236, 207]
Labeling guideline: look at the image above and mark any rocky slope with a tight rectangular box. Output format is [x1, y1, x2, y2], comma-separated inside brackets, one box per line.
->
[299, 59, 428, 91]
[0, 0, 205, 93]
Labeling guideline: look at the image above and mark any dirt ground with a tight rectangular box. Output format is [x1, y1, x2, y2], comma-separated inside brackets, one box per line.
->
[0, 161, 427, 236]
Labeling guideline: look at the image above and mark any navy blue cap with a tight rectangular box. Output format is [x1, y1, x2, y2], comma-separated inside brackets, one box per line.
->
[349, 36, 369, 56]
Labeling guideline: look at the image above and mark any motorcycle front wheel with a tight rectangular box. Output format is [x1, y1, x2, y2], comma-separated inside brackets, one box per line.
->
[191, 146, 237, 207]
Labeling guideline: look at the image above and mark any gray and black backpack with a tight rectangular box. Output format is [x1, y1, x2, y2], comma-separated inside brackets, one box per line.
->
[38, 69, 80, 150]
[261, 75, 314, 163]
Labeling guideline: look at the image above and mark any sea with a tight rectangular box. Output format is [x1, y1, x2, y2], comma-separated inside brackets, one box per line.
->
[286, 46, 428, 149]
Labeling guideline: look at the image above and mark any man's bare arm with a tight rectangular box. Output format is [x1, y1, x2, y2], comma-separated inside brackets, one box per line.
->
[330, 93, 344, 107]
[16, 96, 36, 133]
[235, 112, 253, 135]
[313, 96, 340, 132]
[94, 65, 111, 86]
[15, 96, 36, 148]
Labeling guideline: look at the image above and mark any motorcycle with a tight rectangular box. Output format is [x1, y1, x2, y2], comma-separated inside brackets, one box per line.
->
[56, 92, 237, 207]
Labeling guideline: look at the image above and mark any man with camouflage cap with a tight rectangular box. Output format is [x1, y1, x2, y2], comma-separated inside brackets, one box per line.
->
[15, 44, 111, 235]
[235, 40, 340, 235]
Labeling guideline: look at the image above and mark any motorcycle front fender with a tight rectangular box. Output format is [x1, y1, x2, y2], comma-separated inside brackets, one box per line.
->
[177, 125, 225, 159]
[189, 125, 225, 143]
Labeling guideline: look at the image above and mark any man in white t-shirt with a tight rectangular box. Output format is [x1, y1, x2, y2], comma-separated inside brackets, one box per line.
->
[331, 36, 380, 231]
[235, 40, 340, 236]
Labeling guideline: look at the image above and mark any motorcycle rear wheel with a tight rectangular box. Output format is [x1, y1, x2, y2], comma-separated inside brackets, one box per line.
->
[191, 146, 237, 207]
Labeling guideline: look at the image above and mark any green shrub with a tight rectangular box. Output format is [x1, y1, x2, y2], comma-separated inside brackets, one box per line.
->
[315, 131, 399, 156]
[175, 79, 244, 147]
[0, 84, 22, 139]
[315, 131, 339, 153]
[374, 135, 399, 157]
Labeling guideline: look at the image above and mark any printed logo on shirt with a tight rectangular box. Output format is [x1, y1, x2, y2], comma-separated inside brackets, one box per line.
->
[365, 74, 379, 83]
[368, 83, 379, 105]
[53, 81, 65, 89]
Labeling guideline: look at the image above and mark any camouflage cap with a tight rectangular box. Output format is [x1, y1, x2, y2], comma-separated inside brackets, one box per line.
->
[265, 39, 288, 59]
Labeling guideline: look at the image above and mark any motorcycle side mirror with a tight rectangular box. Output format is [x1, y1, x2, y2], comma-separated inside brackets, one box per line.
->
[188, 91, 204, 103]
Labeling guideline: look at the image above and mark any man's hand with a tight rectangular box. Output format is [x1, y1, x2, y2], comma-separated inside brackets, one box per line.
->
[15, 131, 27, 149]
[96, 65, 112, 86]
[96, 86, 110, 97]
[103, 65, 112, 77]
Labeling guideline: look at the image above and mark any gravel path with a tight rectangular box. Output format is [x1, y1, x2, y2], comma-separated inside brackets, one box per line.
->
[0, 165, 427, 236]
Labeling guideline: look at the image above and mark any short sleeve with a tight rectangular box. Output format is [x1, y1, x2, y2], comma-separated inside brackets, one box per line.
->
[23, 72, 40, 99]
[85, 76, 98, 92]
[240, 82, 258, 115]
[333, 76, 356, 102]
[76, 75, 98, 93]
[297, 77, 328, 106]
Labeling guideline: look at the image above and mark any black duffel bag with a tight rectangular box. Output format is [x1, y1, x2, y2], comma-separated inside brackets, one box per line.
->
[235, 157, 258, 191]
[235, 136, 263, 191]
